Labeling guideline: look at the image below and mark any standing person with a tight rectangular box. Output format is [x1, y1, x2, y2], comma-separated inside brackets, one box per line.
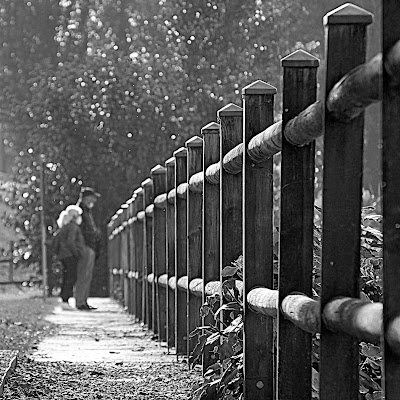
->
[75, 186, 101, 310]
[55, 205, 85, 308]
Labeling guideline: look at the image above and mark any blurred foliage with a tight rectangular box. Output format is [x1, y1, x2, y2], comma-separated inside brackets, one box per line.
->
[0, 0, 321, 281]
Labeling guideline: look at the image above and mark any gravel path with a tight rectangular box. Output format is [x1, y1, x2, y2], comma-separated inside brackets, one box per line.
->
[1, 288, 202, 399]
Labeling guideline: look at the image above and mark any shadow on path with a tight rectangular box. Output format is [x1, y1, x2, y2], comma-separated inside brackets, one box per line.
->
[32, 297, 174, 364]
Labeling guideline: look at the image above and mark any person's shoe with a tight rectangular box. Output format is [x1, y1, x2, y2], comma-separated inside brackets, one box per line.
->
[61, 301, 73, 310]
[76, 304, 91, 311]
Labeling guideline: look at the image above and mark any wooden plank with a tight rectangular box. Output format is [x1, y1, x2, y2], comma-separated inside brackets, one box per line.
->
[141, 178, 153, 327]
[242, 80, 276, 399]
[382, 2, 400, 398]
[135, 189, 144, 322]
[151, 165, 166, 339]
[277, 50, 318, 400]
[320, 5, 372, 400]
[185, 136, 203, 356]
[201, 122, 220, 372]
[174, 148, 188, 355]
[218, 103, 243, 326]
[165, 157, 176, 349]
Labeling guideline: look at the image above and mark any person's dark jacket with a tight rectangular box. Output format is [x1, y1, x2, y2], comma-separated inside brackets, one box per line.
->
[56, 222, 86, 260]
[77, 203, 100, 255]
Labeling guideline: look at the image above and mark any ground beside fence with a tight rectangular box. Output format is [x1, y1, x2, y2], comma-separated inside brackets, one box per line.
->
[0, 287, 202, 400]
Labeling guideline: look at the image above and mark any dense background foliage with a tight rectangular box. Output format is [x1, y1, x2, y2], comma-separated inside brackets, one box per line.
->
[0, 0, 381, 294]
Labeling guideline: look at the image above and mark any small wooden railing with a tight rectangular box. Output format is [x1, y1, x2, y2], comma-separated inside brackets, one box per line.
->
[107, 4, 400, 399]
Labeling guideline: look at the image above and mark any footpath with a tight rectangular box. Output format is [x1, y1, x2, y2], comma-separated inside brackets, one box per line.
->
[32, 297, 173, 364]
[2, 295, 201, 399]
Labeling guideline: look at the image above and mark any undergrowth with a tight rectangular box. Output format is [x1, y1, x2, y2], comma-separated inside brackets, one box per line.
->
[189, 205, 384, 400]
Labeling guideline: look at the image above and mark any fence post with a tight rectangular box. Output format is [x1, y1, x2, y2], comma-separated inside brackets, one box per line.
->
[174, 147, 188, 355]
[143, 181, 154, 331]
[127, 196, 136, 314]
[242, 80, 276, 399]
[115, 209, 124, 303]
[277, 50, 319, 400]
[8, 241, 14, 283]
[122, 202, 131, 313]
[111, 213, 120, 299]
[142, 178, 153, 327]
[382, 2, 400, 398]
[165, 157, 176, 349]
[135, 188, 144, 322]
[201, 122, 220, 372]
[107, 221, 114, 297]
[152, 165, 167, 341]
[185, 136, 203, 356]
[217, 103, 243, 325]
[320, 5, 372, 400]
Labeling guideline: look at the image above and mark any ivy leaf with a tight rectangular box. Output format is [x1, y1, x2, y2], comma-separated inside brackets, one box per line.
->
[189, 333, 208, 368]
[221, 265, 240, 278]
[214, 302, 242, 317]
[365, 391, 384, 400]
[360, 343, 381, 359]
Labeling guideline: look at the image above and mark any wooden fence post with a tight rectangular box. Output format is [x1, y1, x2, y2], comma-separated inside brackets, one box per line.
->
[152, 165, 167, 341]
[201, 122, 220, 372]
[242, 80, 276, 399]
[277, 50, 319, 400]
[382, 2, 400, 398]
[151, 165, 167, 338]
[135, 188, 144, 322]
[128, 196, 137, 315]
[113, 212, 122, 300]
[174, 147, 188, 355]
[125, 198, 134, 314]
[142, 178, 153, 327]
[143, 181, 154, 331]
[185, 136, 203, 356]
[320, 5, 372, 400]
[217, 103, 243, 325]
[107, 221, 113, 297]
[120, 206, 129, 308]
[165, 157, 176, 349]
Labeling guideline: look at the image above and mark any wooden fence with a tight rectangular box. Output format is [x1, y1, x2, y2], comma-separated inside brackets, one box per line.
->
[107, 3, 400, 399]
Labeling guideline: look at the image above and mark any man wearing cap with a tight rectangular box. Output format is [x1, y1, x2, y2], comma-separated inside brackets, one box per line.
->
[75, 187, 101, 310]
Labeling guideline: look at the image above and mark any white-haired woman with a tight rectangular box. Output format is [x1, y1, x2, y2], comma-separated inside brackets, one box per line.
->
[56, 205, 86, 307]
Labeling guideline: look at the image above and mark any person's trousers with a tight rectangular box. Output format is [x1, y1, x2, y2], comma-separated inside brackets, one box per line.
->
[60, 256, 78, 302]
[75, 246, 96, 307]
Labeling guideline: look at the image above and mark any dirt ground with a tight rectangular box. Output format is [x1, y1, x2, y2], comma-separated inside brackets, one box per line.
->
[0, 285, 202, 399]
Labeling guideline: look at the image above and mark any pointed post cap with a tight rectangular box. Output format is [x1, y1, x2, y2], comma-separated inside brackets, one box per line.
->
[165, 156, 175, 166]
[141, 178, 153, 187]
[173, 147, 188, 157]
[242, 80, 277, 95]
[133, 187, 144, 195]
[217, 103, 243, 118]
[185, 136, 203, 147]
[151, 164, 167, 174]
[201, 122, 220, 135]
[324, 3, 373, 25]
[281, 49, 320, 68]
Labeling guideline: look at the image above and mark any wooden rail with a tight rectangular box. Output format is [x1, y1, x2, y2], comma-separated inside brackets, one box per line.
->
[107, 3, 400, 399]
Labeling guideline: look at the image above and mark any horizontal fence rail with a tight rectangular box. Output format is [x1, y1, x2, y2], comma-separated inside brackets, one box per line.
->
[107, 4, 400, 400]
